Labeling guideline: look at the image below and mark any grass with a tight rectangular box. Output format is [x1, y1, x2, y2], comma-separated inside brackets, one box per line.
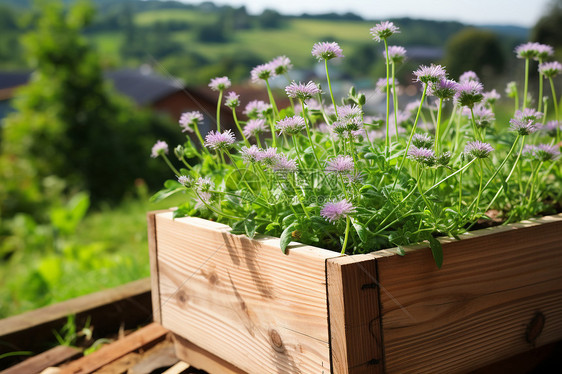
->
[134, 9, 218, 26]
[0, 188, 185, 319]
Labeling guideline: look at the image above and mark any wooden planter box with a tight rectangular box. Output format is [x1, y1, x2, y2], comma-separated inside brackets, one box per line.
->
[147, 211, 562, 373]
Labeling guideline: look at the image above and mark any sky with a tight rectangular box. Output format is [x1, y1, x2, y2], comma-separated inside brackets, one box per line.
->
[182, 0, 552, 27]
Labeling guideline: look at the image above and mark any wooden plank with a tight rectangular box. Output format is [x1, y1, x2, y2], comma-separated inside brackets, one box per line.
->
[173, 333, 244, 374]
[376, 213, 562, 373]
[129, 343, 178, 374]
[147, 210, 171, 324]
[0, 346, 81, 374]
[326, 254, 384, 374]
[0, 278, 152, 360]
[162, 361, 191, 374]
[154, 212, 339, 374]
[60, 323, 168, 374]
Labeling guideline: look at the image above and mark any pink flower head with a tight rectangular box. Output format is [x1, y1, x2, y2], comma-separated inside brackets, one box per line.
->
[321, 199, 356, 223]
[534, 144, 560, 161]
[459, 71, 480, 83]
[224, 91, 240, 108]
[412, 133, 433, 148]
[465, 141, 494, 159]
[514, 108, 543, 123]
[240, 145, 261, 163]
[370, 21, 399, 42]
[463, 104, 495, 128]
[204, 129, 236, 150]
[243, 119, 269, 138]
[257, 147, 278, 165]
[269, 56, 293, 75]
[384, 45, 407, 64]
[483, 89, 501, 105]
[208, 76, 231, 91]
[251, 63, 276, 83]
[285, 81, 322, 101]
[515, 42, 540, 59]
[407, 146, 436, 166]
[311, 42, 344, 61]
[272, 154, 298, 173]
[276, 116, 305, 135]
[509, 118, 537, 136]
[244, 100, 271, 119]
[535, 43, 554, 60]
[541, 120, 560, 137]
[539, 61, 562, 78]
[454, 80, 484, 108]
[336, 104, 363, 120]
[179, 111, 204, 133]
[151, 140, 168, 158]
[326, 155, 354, 174]
[428, 78, 457, 100]
[413, 64, 447, 84]
[177, 175, 194, 187]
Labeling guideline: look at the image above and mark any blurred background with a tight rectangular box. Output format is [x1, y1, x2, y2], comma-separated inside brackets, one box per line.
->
[0, 0, 561, 318]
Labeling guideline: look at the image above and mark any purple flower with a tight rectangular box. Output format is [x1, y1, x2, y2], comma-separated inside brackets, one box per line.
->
[370, 21, 399, 42]
[285, 81, 322, 101]
[321, 199, 356, 223]
[413, 64, 447, 84]
[376, 77, 395, 93]
[541, 120, 560, 137]
[515, 42, 540, 59]
[151, 140, 168, 158]
[243, 100, 271, 119]
[523, 144, 537, 158]
[272, 154, 298, 173]
[463, 104, 495, 128]
[535, 43, 554, 60]
[538, 61, 562, 78]
[240, 145, 261, 163]
[454, 80, 484, 108]
[336, 104, 363, 119]
[326, 155, 354, 174]
[204, 129, 236, 150]
[459, 71, 480, 83]
[465, 141, 494, 159]
[384, 45, 407, 64]
[311, 42, 344, 61]
[224, 92, 240, 108]
[194, 191, 213, 209]
[514, 108, 543, 123]
[243, 119, 269, 138]
[179, 111, 204, 133]
[257, 147, 278, 165]
[276, 116, 305, 135]
[407, 146, 436, 166]
[535, 144, 560, 161]
[509, 118, 537, 136]
[412, 133, 433, 148]
[483, 89, 501, 105]
[208, 76, 231, 91]
[428, 78, 457, 100]
[196, 177, 213, 192]
[178, 175, 194, 187]
[437, 151, 452, 166]
[251, 63, 276, 83]
[269, 56, 292, 75]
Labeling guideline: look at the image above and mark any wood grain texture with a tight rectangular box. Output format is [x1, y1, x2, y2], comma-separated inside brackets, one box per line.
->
[326, 255, 384, 374]
[376, 214, 562, 373]
[154, 212, 339, 374]
[148, 210, 170, 324]
[0, 346, 81, 374]
[60, 323, 168, 374]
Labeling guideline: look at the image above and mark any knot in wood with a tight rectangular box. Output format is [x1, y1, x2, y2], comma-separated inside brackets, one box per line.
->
[269, 329, 285, 352]
[526, 311, 545, 345]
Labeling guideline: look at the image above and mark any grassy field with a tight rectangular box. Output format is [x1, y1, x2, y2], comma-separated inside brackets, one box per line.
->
[134, 8, 218, 26]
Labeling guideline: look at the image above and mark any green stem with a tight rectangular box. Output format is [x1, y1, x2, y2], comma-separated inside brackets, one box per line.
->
[162, 154, 180, 176]
[538, 59, 544, 113]
[392, 62, 399, 143]
[384, 39, 391, 156]
[216, 89, 223, 132]
[548, 77, 560, 141]
[470, 107, 481, 141]
[526, 161, 543, 212]
[300, 99, 322, 168]
[287, 175, 310, 219]
[232, 109, 250, 146]
[435, 97, 444, 154]
[325, 59, 338, 117]
[341, 216, 351, 255]
[523, 58, 529, 110]
[472, 158, 484, 220]
[265, 79, 280, 119]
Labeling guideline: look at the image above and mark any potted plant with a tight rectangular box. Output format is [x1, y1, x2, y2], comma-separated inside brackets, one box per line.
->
[148, 21, 562, 373]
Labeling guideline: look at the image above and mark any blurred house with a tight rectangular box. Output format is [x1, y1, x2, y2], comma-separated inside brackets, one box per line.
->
[0, 68, 236, 134]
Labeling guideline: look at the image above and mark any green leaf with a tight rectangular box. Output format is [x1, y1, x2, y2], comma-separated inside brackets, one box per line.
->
[164, 179, 182, 189]
[244, 219, 256, 239]
[397, 246, 406, 256]
[428, 236, 444, 269]
[364, 152, 378, 160]
[352, 220, 367, 243]
[280, 223, 297, 254]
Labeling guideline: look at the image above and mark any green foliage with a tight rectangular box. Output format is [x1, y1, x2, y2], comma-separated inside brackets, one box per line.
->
[532, 0, 562, 52]
[443, 28, 506, 80]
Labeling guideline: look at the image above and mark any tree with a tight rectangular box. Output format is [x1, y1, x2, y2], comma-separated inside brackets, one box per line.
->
[443, 28, 505, 80]
[1, 0, 177, 208]
[532, 0, 562, 51]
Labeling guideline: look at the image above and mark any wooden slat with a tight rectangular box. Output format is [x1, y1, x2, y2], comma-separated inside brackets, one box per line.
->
[327, 254, 384, 374]
[0, 278, 152, 360]
[0, 346, 81, 374]
[173, 333, 244, 374]
[162, 361, 191, 374]
[154, 212, 339, 374]
[147, 210, 171, 324]
[60, 323, 168, 374]
[377, 213, 562, 373]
